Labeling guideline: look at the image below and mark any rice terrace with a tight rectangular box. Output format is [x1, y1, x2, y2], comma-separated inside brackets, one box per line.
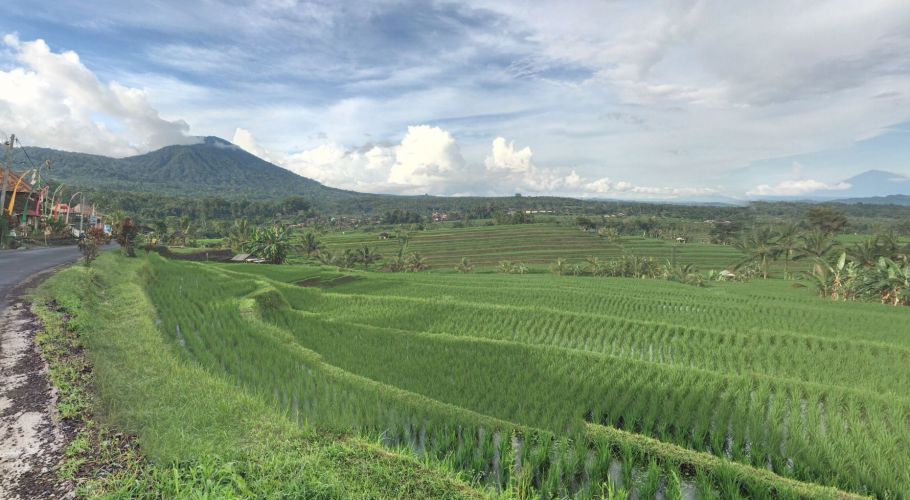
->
[3, 2, 910, 499]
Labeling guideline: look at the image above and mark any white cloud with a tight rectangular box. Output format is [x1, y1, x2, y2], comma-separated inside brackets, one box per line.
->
[234, 125, 471, 195]
[388, 125, 466, 192]
[580, 176, 719, 198]
[485, 137, 533, 173]
[234, 125, 721, 198]
[484, 137, 580, 192]
[747, 179, 852, 197]
[0, 35, 198, 156]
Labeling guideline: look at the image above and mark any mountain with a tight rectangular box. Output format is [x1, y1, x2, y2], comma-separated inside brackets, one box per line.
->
[829, 170, 910, 198]
[751, 170, 910, 202]
[831, 194, 910, 206]
[14, 136, 358, 204]
[10, 137, 605, 214]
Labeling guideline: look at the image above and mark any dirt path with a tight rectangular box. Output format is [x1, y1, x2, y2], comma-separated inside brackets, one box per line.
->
[0, 275, 74, 499]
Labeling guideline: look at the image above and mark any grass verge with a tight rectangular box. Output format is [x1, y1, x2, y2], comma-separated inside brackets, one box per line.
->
[31, 253, 484, 498]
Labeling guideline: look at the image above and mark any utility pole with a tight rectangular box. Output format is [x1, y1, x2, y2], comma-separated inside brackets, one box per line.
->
[79, 192, 85, 232]
[0, 134, 14, 247]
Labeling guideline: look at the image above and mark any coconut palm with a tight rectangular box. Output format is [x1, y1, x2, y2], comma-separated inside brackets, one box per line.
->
[735, 226, 781, 279]
[106, 209, 127, 236]
[776, 223, 801, 278]
[455, 257, 474, 273]
[663, 261, 704, 287]
[301, 231, 324, 257]
[585, 256, 604, 276]
[226, 218, 251, 252]
[356, 245, 382, 271]
[341, 248, 360, 269]
[549, 258, 567, 276]
[847, 237, 884, 267]
[405, 252, 428, 272]
[799, 230, 839, 259]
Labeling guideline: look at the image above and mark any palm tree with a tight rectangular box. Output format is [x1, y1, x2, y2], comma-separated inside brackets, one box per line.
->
[585, 256, 604, 276]
[799, 230, 839, 276]
[387, 240, 410, 272]
[301, 232, 324, 257]
[356, 245, 382, 271]
[247, 225, 295, 264]
[455, 257, 474, 273]
[498, 260, 515, 274]
[226, 218, 251, 252]
[663, 261, 704, 287]
[549, 258, 567, 276]
[341, 248, 359, 269]
[406, 252, 428, 272]
[735, 226, 781, 279]
[314, 249, 335, 266]
[776, 223, 801, 278]
[799, 230, 839, 259]
[106, 209, 127, 237]
[847, 237, 884, 268]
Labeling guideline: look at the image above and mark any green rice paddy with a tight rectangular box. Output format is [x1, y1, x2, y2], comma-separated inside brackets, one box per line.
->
[133, 250, 908, 498]
[317, 224, 743, 271]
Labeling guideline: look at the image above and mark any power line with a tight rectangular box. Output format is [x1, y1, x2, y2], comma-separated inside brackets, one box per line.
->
[15, 138, 40, 171]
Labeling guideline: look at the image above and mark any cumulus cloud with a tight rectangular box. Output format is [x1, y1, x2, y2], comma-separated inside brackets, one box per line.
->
[234, 128, 719, 199]
[747, 179, 852, 197]
[0, 34, 197, 156]
[388, 125, 466, 192]
[234, 125, 474, 195]
[485, 137, 582, 192]
[485, 137, 533, 173]
[580, 176, 719, 198]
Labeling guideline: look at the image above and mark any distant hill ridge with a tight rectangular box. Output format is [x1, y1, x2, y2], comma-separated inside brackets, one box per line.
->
[12, 137, 910, 209]
[13, 136, 356, 202]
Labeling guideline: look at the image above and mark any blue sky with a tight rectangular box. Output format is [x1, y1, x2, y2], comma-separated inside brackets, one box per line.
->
[1, 0, 909, 198]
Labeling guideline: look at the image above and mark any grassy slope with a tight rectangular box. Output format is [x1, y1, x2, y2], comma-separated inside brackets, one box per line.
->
[34, 254, 484, 498]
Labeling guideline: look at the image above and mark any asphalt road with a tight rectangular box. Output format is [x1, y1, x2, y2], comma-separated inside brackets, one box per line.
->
[0, 246, 83, 309]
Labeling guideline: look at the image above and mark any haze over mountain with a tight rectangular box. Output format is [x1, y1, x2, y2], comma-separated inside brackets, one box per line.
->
[749, 170, 910, 203]
[831, 170, 910, 199]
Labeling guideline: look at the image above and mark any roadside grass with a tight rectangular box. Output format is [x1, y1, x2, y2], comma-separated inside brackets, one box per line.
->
[32, 254, 486, 498]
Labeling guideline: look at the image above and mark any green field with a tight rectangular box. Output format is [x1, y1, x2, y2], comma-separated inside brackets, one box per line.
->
[98, 250, 907, 497]
[318, 224, 744, 271]
[38, 244, 909, 497]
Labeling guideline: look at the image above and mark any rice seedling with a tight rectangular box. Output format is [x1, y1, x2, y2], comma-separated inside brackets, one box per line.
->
[138, 255, 899, 497]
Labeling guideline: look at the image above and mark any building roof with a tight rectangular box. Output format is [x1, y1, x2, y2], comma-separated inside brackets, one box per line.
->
[2, 170, 32, 193]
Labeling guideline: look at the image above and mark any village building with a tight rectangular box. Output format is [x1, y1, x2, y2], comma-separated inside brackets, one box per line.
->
[2, 171, 33, 226]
